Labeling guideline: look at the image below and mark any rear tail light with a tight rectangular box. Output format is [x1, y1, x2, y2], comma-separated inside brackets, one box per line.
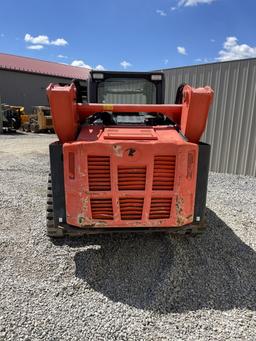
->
[69, 152, 75, 179]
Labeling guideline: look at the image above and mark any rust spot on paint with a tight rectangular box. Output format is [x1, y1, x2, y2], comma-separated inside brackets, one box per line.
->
[140, 220, 163, 227]
[77, 215, 95, 227]
[78, 215, 85, 226]
[94, 221, 107, 227]
[176, 196, 185, 226]
[113, 144, 123, 157]
[77, 197, 93, 226]
[82, 197, 89, 211]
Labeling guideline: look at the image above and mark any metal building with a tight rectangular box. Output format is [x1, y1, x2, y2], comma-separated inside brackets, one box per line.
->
[162, 58, 256, 176]
[0, 53, 89, 113]
[1, 53, 255, 176]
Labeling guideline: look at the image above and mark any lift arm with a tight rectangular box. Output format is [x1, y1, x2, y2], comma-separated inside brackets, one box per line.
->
[47, 83, 213, 143]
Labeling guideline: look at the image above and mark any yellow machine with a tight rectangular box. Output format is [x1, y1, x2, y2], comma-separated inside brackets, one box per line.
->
[0, 105, 28, 131]
[23, 106, 54, 133]
[9, 106, 30, 125]
[19, 107, 29, 125]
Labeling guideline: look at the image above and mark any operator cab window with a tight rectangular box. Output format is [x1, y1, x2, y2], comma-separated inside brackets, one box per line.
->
[97, 78, 157, 104]
[43, 109, 50, 116]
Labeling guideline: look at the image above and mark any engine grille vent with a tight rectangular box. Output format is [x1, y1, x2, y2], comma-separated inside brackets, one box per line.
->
[119, 198, 144, 220]
[152, 155, 176, 191]
[149, 198, 172, 219]
[90, 198, 113, 220]
[118, 166, 146, 190]
[88, 156, 111, 191]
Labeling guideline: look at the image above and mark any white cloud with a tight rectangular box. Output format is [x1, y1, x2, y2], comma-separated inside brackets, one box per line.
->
[120, 60, 132, 69]
[156, 9, 167, 16]
[71, 60, 92, 69]
[211, 39, 215, 43]
[57, 54, 68, 59]
[216, 36, 256, 61]
[164, 59, 169, 65]
[177, 46, 187, 55]
[24, 33, 68, 47]
[70, 60, 105, 70]
[195, 57, 211, 63]
[1, 33, 4, 38]
[94, 64, 106, 71]
[51, 38, 68, 46]
[27, 45, 44, 50]
[25, 34, 49, 45]
[171, 7, 177, 11]
[178, 0, 215, 6]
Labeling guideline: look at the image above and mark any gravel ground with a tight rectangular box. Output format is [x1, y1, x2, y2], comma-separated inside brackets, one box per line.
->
[0, 132, 255, 341]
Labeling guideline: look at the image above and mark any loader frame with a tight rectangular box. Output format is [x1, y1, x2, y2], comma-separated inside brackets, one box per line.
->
[46, 71, 213, 237]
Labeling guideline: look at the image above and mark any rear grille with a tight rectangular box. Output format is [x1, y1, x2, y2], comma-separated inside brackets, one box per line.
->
[90, 198, 113, 220]
[118, 166, 146, 190]
[149, 198, 172, 219]
[152, 155, 176, 191]
[119, 198, 144, 220]
[88, 156, 111, 191]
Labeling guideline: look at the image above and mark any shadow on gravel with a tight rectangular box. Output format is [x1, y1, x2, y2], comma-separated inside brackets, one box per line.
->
[59, 209, 256, 313]
[0, 130, 26, 135]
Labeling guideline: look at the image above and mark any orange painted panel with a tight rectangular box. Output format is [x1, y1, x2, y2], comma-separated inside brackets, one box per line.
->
[181, 85, 214, 143]
[47, 83, 213, 144]
[63, 126, 198, 229]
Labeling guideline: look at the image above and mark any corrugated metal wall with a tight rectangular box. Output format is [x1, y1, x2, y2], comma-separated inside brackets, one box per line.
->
[0, 69, 86, 113]
[163, 58, 256, 176]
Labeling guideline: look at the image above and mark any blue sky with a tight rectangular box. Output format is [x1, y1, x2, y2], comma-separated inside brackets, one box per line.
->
[0, 0, 256, 71]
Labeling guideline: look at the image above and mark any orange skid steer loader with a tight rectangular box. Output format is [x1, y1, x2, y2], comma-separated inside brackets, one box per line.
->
[46, 71, 213, 237]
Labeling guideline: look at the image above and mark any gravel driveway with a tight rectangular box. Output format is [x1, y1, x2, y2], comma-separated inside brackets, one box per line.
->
[0, 132, 255, 340]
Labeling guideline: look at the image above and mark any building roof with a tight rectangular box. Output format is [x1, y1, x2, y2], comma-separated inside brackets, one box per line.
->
[159, 57, 256, 72]
[0, 53, 90, 80]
